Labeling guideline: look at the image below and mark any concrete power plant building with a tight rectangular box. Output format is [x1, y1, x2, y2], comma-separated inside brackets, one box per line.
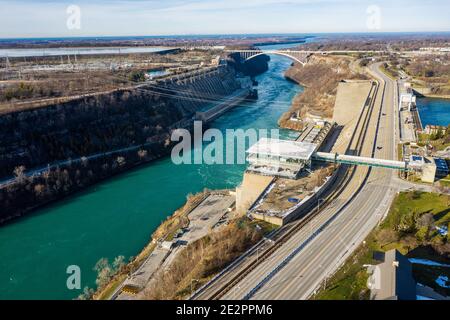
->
[246, 138, 318, 179]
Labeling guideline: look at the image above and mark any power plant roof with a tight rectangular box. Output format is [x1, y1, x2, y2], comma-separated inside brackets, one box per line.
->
[247, 138, 317, 161]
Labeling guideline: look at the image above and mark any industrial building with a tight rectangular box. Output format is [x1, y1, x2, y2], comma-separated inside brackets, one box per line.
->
[367, 250, 449, 300]
[399, 82, 417, 112]
[435, 158, 450, 177]
[246, 138, 318, 179]
[408, 155, 449, 183]
[367, 250, 417, 300]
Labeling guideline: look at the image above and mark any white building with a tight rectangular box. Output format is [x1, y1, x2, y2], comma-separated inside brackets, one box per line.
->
[246, 138, 318, 179]
[399, 93, 416, 111]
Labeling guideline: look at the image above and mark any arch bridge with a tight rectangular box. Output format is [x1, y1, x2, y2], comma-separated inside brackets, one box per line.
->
[225, 49, 312, 66]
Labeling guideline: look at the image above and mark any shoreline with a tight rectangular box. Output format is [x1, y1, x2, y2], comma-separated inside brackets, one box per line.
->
[96, 66, 304, 300]
[102, 55, 372, 299]
[94, 189, 214, 300]
[0, 152, 169, 226]
[0, 51, 276, 299]
[417, 94, 450, 100]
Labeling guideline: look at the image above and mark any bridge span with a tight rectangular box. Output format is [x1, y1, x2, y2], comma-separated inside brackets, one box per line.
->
[313, 152, 408, 171]
[225, 49, 312, 65]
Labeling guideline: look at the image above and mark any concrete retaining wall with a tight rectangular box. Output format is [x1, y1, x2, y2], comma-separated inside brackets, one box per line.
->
[281, 167, 340, 225]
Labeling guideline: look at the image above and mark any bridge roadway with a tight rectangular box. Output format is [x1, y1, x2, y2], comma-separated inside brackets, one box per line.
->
[225, 49, 444, 55]
[225, 49, 445, 67]
[192, 62, 397, 300]
[312, 152, 407, 171]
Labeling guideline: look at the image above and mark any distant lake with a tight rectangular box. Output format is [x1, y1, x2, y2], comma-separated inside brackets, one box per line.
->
[0, 47, 172, 58]
[417, 97, 450, 127]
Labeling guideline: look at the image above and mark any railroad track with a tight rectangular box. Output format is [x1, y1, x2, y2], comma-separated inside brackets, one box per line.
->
[193, 78, 382, 300]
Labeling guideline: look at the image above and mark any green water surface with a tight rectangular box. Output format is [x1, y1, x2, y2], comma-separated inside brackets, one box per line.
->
[0, 54, 302, 299]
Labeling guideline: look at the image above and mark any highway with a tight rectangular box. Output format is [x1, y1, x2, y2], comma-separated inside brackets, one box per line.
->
[193, 62, 399, 300]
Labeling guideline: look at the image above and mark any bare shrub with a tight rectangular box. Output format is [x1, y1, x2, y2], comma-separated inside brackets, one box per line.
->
[144, 219, 263, 300]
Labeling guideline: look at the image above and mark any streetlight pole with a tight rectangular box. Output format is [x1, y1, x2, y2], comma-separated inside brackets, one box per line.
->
[317, 198, 325, 212]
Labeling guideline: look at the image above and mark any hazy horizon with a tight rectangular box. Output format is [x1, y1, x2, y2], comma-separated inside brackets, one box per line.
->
[1, 31, 450, 42]
[1, 0, 450, 38]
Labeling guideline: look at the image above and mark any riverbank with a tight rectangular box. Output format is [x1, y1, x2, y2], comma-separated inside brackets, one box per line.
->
[0, 63, 253, 225]
[97, 52, 368, 300]
[92, 190, 212, 300]
[0, 52, 300, 299]
[416, 93, 450, 100]
[96, 71, 305, 300]
[278, 54, 367, 131]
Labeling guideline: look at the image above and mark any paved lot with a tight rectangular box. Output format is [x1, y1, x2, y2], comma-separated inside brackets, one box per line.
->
[180, 194, 235, 244]
[116, 193, 235, 300]
[399, 109, 417, 142]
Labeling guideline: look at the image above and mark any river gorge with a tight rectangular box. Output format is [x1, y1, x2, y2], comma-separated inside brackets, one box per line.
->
[0, 46, 303, 299]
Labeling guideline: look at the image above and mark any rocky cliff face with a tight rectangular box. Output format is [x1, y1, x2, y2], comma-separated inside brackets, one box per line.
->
[0, 67, 241, 178]
[279, 55, 367, 130]
[227, 53, 270, 77]
[0, 65, 246, 223]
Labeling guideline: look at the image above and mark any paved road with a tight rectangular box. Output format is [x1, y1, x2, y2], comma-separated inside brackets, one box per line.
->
[204, 62, 399, 300]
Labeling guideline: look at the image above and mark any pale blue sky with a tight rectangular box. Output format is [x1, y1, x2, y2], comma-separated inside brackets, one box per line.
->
[1, 0, 449, 38]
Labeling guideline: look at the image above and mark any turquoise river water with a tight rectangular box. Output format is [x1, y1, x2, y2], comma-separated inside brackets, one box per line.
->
[0, 49, 303, 299]
[417, 97, 450, 127]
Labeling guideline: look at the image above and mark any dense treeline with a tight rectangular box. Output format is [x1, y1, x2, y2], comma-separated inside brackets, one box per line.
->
[0, 148, 163, 224]
[300, 34, 450, 51]
[0, 88, 186, 178]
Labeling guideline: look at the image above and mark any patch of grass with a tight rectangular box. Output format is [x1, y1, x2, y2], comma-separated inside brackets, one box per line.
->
[438, 175, 450, 187]
[96, 274, 127, 300]
[380, 65, 398, 80]
[249, 219, 279, 234]
[397, 143, 404, 161]
[313, 191, 450, 300]
[383, 192, 450, 229]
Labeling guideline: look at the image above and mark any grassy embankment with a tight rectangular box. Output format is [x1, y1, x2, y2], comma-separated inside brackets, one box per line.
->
[379, 62, 398, 80]
[278, 55, 367, 130]
[313, 191, 450, 300]
[418, 128, 450, 152]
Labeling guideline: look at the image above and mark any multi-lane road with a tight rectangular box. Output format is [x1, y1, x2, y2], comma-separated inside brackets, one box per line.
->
[193, 62, 400, 300]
